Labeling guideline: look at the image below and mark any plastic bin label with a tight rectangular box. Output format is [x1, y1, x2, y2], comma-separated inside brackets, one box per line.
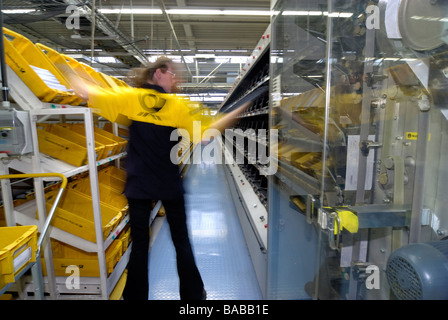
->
[13, 246, 32, 273]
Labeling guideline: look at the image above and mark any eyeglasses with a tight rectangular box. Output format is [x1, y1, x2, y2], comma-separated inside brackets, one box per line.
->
[166, 70, 176, 79]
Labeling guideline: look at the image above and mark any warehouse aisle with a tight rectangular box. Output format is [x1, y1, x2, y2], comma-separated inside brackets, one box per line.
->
[148, 147, 262, 300]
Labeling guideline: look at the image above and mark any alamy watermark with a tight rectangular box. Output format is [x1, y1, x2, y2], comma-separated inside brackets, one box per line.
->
[63, 4, 382, 31]
[170, 122, 279, 175]
[65, 265, 80, 290]
[365, 265, 380, 290]
[62, 264, 380, 292]
[365, 5, 380, 30]
[65, 5, 80, 30]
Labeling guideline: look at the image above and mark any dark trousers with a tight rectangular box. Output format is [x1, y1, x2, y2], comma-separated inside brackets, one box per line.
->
[122, 196, 204, 300]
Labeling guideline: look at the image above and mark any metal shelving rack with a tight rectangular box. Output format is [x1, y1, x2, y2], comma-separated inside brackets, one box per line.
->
[219, 25, 271, 298]
[0, 64, 137, 299]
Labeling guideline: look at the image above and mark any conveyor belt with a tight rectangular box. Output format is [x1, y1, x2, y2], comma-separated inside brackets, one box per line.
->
[148, 145, 263, 300]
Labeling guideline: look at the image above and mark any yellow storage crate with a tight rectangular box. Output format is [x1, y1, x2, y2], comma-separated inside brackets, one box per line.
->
[103, 122, 129, 139]
[42, 239, 123, 277]
[96, 73, 129, 90]
[61, 54, 98, 86]
[2, 28, 77, 105]
[0, 226, 38, 286]
[36, 123, 105, 166]
[109, 269, 127, 300]
[82, 63, 111, 89]
[91, 126, 128, 154]
[67, 177, 128, 213]
[99, 72, 122, 91]
[35, 43, 84, 106]
[44, 188, 123, 243]
[117, 225, 131, 255]
[57, 123, 118, 159]
[97, 169, 126, 193]
[101, 165, 127, 182]
[68, 124, 120, 157]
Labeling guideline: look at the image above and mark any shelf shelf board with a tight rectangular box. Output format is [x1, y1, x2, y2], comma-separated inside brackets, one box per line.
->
[8, 152, 127, 180]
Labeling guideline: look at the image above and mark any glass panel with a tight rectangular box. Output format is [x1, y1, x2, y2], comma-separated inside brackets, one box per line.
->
[268, 0, 328, 300]
[268, 0, 448, 300]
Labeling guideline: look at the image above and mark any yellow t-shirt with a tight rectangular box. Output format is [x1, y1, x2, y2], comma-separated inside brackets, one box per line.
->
[86, 85, 212, 143]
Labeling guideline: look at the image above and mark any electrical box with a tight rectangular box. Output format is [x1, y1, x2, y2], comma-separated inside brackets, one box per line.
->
[0, 109, 33, 156]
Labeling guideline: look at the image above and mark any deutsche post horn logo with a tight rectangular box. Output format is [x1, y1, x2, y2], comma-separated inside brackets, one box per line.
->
[138, 93, 167, 113]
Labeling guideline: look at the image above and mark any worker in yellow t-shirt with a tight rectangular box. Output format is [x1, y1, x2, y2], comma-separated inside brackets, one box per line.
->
[67, 56, 251, 300]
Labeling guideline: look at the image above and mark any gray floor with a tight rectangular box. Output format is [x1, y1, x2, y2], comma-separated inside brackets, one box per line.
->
[148, 159, 262, 300]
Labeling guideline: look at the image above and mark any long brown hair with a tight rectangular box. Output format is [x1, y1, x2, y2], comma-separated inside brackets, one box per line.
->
[128, 56, 173, 88]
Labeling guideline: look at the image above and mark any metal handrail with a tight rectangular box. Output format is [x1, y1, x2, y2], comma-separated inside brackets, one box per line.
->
[0, 173, 67, 255]
[0, 172, 67, 299]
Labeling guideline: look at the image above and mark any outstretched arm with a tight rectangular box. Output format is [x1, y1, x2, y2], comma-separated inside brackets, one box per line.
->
[209, 101, 253, 133]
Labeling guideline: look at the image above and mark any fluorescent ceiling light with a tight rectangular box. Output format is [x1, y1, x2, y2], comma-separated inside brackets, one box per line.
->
[167, 9, 221, 15]
[96, 56, 120, 63]
[99, 8, 162, 14]
[147, 54, 249, 64]
[99, 8, 271, 16]
[3, 7, 271, 16]
[195, 54, 216, 58]
[2, 9, 36, 14]
[172, 9, 271, 16]
[282, 10, 353, 18]
[282, 11, 321, 15]
[215, 56, 247, 64]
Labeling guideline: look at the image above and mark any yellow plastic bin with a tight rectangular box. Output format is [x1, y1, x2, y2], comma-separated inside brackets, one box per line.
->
[117, 226, 131, 255]
[0, 226, 38, 286]
[99, 72, 122, 91]
[68, 177, 128, 213]
[42, 239, 123, 277]
[61, 54, 98, 86]
[101, 165, 127, 181]
[63, 123, 120, 158]
[91, 126, 128, 154]
[56, 123, 117, 159]
[97, 169, 126, 193]
[82, 64, 111, 89]
[35, 43, 85, 106]
[36, 123, 105, 166]
[44, 188, 123, 243]
[2, 28, 77, 104]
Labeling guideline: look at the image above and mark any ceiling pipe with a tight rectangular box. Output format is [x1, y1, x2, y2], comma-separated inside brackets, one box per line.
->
[129, 0, 134, 40]
[157, 0, 193, 79]
[90, 0, 96, 66]
[114, 0, 126, 28]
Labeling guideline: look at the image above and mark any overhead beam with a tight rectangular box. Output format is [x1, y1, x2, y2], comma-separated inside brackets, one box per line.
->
[63, 0, 148, 65]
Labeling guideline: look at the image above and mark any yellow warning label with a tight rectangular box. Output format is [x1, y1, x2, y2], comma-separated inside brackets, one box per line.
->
[405, 132, 431, 141]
